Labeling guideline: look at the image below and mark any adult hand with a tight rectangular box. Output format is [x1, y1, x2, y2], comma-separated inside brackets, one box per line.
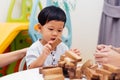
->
[94, 46, 120, 67]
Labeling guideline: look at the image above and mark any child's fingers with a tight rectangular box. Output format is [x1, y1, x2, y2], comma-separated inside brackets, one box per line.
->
[48, 40, 54, 45]
[44, 43, 52, 51]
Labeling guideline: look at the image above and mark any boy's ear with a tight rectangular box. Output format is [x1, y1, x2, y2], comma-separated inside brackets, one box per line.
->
[34, 23, 42, 32]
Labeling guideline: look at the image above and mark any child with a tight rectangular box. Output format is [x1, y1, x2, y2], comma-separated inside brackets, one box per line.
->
[0, 48, 27, 67]
[25, 6, 80, 69]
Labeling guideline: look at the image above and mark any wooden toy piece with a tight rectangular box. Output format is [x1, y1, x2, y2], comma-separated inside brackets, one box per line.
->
[70, 79, 82, 80]
[96, 68, 112, 75]
[84, 67, 100, 80]
[41, 65, 58, 69]
[96, 68, 112, 80]
[75, 66, 82, 79]
[68, 68, 76, 79]
[115, 74, 120, 80]
[101, 64, 120, 80]
[81, 59, 93, 74]
[41, 67, 64, 80]
[58, 61, 66, 67]
[64, 57, 76, 64]
[44, 74, 64, 80]
[60, 54, 66, 61]
[65, 62, 76, 69]
[65, 51, 82, 62]
[41, 67, 63, 76]
[102, 64, 120, 73]
[39, 66, 57, 74]
[50, 37, 62, 50]
[90, 64, 98, 71]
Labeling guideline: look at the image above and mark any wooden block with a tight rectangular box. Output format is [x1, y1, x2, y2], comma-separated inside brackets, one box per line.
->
[60, 54, 66, 61]
[75, 66, 82, 79]
[50, 37, 62, 50]
[70, 79, 81, 80]
[96, 68, 112, 75]
[96, 68, 117, 80]
[41, 67, 63, 76]
[58, 61, 66, 67]
[81, 59, 93, 74]
[84, 68, 100, 80]
[68, 69, 76, 79]
[65, 62, 76, 69]
[102, 64, 120, 73]
[42, 65, 58, 69]
[108, 73, 117, 80]
[102, 75, 109, 80]
[90, 64, 98, 70]
[44, 74, 64, 80]
[64, 57, 76, 63]
[115, 74, 120, 80]
[39, 66, 58, 74]
[65, 51, 82, 62]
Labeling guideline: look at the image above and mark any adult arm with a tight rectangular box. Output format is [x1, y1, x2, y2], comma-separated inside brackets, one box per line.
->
[0, 48, 27, 67]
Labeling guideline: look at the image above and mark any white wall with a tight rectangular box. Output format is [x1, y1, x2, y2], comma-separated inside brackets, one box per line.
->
[71, 0, 104, 62]
[0, 0, 104, 63]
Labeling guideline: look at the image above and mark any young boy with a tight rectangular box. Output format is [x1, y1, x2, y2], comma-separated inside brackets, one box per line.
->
[26, 6, 80, 69]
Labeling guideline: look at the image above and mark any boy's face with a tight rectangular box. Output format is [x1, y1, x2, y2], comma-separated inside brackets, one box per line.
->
[39, 20, 64, 44]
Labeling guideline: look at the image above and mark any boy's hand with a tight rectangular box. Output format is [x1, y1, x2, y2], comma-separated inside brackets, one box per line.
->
[42, 41, 53, 56]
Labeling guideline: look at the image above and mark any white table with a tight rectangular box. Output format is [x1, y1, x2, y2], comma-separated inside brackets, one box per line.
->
[0, 68, 43, 80]
[0, 68, 86, 80]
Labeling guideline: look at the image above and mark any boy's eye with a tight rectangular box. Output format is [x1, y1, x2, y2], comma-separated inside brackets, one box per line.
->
[58, 30, 62, 32]
[48, 28, 53, 31]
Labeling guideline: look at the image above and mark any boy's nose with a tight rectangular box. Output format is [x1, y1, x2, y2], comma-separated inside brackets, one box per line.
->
[52, 31, 58, 35]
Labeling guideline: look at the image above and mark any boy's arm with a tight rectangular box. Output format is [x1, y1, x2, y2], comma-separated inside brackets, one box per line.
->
[28, 51, 48, 69]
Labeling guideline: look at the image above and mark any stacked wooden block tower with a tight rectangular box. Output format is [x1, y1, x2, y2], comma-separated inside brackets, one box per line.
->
[40, 37, 120, 80]
[40, 51, 120, 80]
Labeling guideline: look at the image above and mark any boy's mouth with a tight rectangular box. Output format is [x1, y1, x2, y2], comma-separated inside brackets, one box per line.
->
[51, 38, 56, 41]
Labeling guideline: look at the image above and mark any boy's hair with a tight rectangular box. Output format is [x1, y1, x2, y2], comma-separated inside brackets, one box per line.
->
[38, 6, 66, 27]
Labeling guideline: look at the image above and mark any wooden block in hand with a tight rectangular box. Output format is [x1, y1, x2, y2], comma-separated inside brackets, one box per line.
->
[50, 37, 62, 50]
